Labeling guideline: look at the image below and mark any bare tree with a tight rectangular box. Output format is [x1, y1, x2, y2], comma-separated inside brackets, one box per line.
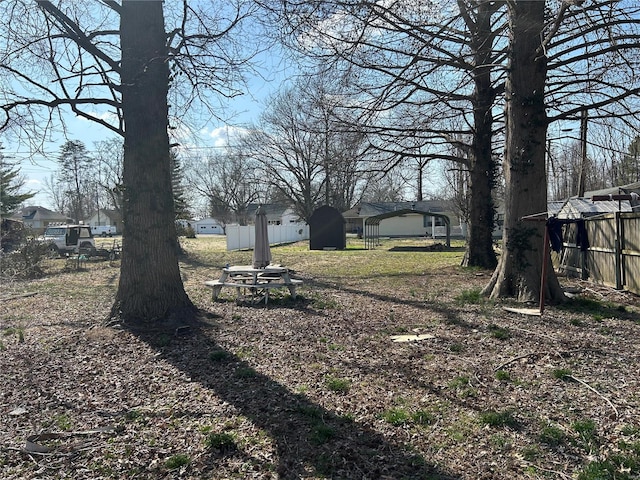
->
[0, 1, 264, 324]
[297, 73, 372, 212]
[243, 92, 324, 222]
[186, 148, 262, 227]
[93, 137, 125, 214]
[547, 140, 583, 200]
[359, 169, 408, 203]
[586, 121, 640, 188]
[44, 174, 70, 216]
[274, 0, 507, 268]
[56, 140, 93, 222]
[484, 0, 640, 304]
[242, 77, 371, 221]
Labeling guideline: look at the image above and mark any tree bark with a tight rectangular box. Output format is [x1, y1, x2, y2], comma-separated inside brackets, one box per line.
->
[463, 0, 499, 270]
[111, 1, 193, 324]
[484, 0, 564, 304]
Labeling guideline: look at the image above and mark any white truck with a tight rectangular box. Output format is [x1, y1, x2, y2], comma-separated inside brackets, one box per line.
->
[91, 225, 117, 237]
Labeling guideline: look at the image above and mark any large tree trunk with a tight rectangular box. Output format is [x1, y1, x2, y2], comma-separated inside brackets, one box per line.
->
[484, 0, 564, 304]
[111, 1, 193, 324]
[463, 0, 499, 270]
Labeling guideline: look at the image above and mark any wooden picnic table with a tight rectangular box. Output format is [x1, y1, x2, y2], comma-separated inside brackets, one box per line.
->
[204, 265, 302, 304]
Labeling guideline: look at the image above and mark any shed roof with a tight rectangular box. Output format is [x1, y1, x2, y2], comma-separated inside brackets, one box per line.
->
[343, 200, 451, 219]
[557, 197, 632, 220]
[548, 201, 565, 217]
[363, 208, 450, 225]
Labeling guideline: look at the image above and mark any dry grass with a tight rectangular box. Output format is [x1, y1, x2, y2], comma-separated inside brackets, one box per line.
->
[1, 235, 640, 479]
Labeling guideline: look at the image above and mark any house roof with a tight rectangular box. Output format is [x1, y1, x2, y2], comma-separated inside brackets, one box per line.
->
[343, 201, 452, 219]
[13, 206, 70, 222]
[584, 181, 640, 199]
[195, 217, 222, 225]
[246, 203, 292, 219]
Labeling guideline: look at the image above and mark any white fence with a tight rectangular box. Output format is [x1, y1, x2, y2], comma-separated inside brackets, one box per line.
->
[225, 223, 309, 251]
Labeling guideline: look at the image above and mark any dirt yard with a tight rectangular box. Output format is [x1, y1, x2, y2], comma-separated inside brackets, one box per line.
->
[1, 237, 639, 479]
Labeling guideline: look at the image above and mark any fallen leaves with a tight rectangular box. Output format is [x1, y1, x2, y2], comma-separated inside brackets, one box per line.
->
[1, 258, 640, 479]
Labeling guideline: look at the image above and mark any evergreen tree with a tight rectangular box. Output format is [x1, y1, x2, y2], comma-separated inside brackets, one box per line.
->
[617, 136, 640, 184]
[1, 151, 35, 217]
[170, 151, 191, 220]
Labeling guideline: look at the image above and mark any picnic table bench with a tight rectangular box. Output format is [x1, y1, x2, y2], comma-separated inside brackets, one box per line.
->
[205, 265, 302, 304]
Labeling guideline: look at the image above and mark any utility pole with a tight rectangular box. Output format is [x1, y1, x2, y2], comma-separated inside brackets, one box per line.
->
[577, 109, 588, 197]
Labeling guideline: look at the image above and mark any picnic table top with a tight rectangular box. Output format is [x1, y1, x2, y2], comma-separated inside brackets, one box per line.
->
[224, 265, 288, 274]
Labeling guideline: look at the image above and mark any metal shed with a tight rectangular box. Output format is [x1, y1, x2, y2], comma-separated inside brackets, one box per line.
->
[309, 205, 346, 250]
[364, 209, 451, 249]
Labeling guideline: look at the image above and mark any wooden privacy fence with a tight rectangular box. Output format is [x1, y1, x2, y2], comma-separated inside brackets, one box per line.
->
[552, 212, 640, 295]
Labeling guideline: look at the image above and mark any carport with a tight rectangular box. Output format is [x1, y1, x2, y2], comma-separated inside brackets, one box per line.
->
[364, 209, 451, 249]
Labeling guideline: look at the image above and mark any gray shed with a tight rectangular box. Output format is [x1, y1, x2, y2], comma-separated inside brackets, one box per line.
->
[309, 206, 346, 250]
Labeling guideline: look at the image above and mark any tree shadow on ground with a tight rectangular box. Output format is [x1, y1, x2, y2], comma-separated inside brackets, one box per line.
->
[299, 278, 481, 330]
[129, 312, 459, 480]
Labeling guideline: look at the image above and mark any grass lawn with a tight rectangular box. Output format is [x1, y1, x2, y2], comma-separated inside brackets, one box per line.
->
[1, 235, 640, 479]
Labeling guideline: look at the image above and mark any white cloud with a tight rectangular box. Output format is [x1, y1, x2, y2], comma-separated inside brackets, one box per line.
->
[206, 125, 250, 147]
[24, 178, 42, 187]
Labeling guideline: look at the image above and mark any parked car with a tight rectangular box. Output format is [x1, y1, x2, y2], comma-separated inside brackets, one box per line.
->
[42, 224, 96, 257]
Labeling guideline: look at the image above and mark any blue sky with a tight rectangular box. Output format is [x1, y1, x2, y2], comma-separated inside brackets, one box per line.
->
[2, 1, 292, 211]
[6, 65, 286, 209]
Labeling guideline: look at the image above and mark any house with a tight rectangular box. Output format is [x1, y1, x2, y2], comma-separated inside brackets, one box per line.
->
[12, 206, 72, 233]
[84, 209, 123, 233]
[342, 201, 463, 238]
[246, 204, 302, 225]
[194, 217, 224, 234]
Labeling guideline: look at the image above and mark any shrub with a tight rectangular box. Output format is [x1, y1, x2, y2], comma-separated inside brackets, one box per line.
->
[184, 226, 196, 238]
[0, 237, 49, 280]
